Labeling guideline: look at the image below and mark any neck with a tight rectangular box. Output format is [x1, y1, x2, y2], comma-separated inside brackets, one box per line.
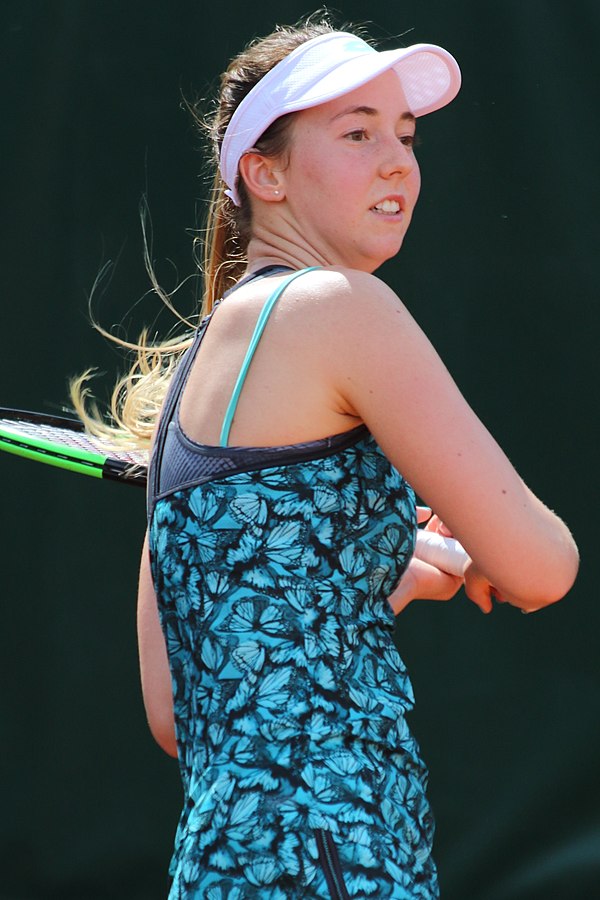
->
[244, 208, 340, 275]
[244, 212, 382, 276]
[245, 239, 328, 277]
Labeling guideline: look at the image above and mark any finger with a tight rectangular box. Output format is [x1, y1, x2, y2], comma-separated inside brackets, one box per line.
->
[416, 506, 433, 524]
[423, 514, 453, 537]
[464, 579, 493, 614]
[469, 590, 493, 613]
[474, 594, 493, 614]
[424, 513, 441, 532]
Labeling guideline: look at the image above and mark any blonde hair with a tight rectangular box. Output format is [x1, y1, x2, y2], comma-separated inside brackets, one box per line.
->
[71, 15, 359, 448]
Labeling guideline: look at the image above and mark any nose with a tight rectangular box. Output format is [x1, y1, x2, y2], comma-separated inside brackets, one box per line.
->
[378, 136, 416, 180]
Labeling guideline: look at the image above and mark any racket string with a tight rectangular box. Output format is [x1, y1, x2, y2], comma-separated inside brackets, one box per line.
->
[0, 417, 148, 467]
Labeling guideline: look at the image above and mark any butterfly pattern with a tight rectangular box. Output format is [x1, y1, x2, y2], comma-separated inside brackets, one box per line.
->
[149, 432, 439, 898]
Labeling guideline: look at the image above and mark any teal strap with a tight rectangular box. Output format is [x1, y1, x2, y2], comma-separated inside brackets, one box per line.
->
[220, 267, 321, 447]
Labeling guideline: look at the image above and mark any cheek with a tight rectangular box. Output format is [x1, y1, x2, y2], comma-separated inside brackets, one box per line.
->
[298, 150, 338, 191]
[290, 135, 357, 200]
[411, 164, 422, 201]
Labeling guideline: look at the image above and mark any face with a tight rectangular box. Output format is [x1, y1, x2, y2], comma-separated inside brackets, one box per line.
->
[280, 69, 421, 272]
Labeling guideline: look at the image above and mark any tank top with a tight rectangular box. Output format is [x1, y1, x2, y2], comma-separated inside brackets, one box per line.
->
[147, 267, 437, 896]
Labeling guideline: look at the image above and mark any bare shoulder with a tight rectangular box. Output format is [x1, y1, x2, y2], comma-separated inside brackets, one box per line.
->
[295, 266, 401, 308]
[306, 267, 422, 354]
[286, 267, 409, 341]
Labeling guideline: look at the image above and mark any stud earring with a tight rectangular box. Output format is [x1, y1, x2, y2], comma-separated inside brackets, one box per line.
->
[274, 190, 280, 196]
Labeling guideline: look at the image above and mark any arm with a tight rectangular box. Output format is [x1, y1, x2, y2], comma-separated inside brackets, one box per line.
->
[323, 270, 579, 611]
[137, 531, 177, 757]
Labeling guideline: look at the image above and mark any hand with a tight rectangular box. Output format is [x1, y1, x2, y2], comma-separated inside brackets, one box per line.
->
[387, 556, 464, 616]
[463, 562, 544, 614]
[417, 509, 544, 616]
[462, 561, 495, 613]
[419, 509, 496, 613]
[463, 561, 524, 614]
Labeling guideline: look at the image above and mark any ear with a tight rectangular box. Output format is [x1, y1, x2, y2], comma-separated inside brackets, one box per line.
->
[238, 151, 285, 203]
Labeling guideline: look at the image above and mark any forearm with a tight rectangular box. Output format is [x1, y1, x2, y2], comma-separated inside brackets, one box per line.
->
[137, 534, 178, 757]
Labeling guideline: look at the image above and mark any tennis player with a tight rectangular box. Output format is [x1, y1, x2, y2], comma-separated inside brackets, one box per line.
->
[82, 17, 578, 898]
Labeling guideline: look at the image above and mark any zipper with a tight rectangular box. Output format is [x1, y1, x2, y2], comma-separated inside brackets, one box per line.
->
[315, 828, 350, 900]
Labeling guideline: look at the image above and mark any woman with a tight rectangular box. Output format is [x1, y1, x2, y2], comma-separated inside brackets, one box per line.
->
[116, 19, 578, 899]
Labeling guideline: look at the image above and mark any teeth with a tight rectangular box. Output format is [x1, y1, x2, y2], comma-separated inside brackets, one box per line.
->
[373, 199, 400, 213]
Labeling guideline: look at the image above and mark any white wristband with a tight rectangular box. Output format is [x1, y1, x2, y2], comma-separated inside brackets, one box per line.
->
[414, 530, 470, 576]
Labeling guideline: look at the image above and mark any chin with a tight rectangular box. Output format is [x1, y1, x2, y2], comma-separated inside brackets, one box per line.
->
[365, 240, 407, 270]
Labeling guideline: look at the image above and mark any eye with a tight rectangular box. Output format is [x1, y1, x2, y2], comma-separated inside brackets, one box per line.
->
[345, 128, 368, 142]
[400, 133, 421, 149]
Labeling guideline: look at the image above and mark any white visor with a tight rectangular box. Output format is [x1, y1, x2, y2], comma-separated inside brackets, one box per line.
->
[220, 31, 461, 205]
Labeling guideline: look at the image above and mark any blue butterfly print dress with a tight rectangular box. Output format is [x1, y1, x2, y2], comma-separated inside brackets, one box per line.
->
[147, 268, 439, 899]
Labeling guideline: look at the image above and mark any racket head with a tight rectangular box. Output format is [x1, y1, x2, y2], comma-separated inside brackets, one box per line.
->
[0, 407, 149, 486]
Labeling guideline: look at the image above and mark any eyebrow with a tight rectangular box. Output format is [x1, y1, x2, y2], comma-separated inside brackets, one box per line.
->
[329, 105, 416, 124]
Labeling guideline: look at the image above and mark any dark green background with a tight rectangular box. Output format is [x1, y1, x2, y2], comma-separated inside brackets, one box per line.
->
[1, 2, 597, 898]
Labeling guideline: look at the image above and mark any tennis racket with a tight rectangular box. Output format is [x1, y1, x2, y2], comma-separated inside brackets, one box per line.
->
[0, 407, 471, 572]
[0, 408, 148, 486]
